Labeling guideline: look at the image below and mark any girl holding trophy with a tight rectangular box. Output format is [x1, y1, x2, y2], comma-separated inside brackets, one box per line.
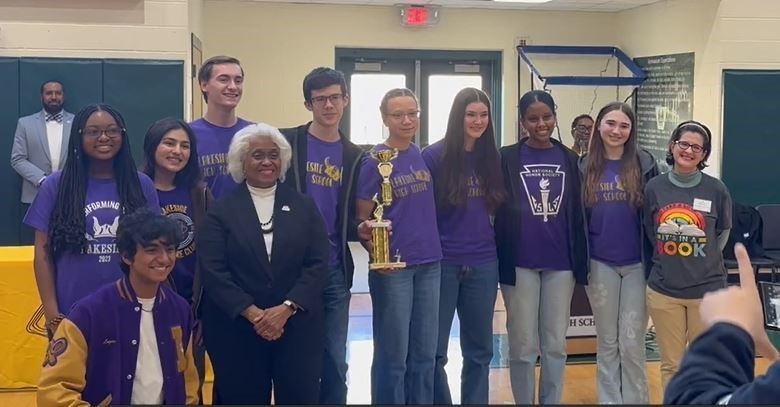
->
[356, 88, 442, 404]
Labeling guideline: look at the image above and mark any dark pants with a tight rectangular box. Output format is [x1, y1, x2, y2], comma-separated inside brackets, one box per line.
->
[202, 298, 324, 405]
[433, 261, 499, 405]
[20, 203, 34, 245]
[319, 263, 351, 404]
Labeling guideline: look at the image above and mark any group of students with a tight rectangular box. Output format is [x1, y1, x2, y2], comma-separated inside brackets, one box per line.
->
[349, 88, 732, 405]
[26, 54, 733, 406]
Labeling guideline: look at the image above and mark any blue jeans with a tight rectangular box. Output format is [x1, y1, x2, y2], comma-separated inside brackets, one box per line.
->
[320, 263, 351, 404]
[434, 261, 498, 405]
[585, 260, 649, 404]
[369, 262, 441, 404]
[500, 268, 575, 405]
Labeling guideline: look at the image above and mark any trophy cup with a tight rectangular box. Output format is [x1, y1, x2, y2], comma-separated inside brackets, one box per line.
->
[368, 149, 406, 271]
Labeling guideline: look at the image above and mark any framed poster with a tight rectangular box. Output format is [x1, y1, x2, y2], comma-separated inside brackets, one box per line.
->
[634, 52, 695, 173]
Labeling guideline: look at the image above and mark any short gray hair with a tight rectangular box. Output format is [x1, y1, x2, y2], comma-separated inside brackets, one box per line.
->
[227, 123, 292, 183]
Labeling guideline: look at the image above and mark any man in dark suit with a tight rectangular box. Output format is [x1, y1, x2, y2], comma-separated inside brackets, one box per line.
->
[10, 80, 74, 244]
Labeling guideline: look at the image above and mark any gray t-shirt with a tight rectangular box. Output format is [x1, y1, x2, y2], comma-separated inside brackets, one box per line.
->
[643, 173, 733, 299]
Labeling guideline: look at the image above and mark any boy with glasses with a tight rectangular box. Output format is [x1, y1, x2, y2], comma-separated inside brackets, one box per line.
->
[280, 67, 364, 404]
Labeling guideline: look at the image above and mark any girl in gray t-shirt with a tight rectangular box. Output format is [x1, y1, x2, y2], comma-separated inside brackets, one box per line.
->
[643, 120, 732, 391]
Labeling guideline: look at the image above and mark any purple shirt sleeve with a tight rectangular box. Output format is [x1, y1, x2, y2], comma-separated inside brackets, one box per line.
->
[421, 143, 441, 175]
[356, 153, 382, 201]
[138, 172, 161, 212]
[24, 171, 62, 232]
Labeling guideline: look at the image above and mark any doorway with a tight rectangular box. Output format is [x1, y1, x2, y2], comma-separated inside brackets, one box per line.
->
[336, 48, 502, 149]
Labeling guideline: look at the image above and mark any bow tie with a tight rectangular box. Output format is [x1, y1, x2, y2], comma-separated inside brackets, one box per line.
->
[45, 112, 63, 123]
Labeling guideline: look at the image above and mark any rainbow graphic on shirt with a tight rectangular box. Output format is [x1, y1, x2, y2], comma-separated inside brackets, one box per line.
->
[655, 203, 708, 257]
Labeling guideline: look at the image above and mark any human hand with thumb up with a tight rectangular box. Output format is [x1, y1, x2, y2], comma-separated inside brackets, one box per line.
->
[700, 243, 780, 361]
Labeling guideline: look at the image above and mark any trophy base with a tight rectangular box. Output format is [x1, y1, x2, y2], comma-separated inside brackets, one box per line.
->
[369, 261, 407, 271]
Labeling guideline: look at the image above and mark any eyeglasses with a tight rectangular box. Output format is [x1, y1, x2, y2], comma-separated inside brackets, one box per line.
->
[574, 125, 592, 133]
[82, 127, 122, 139]
[310, 94, 345, 106]
[674, 140, 705, 154]
[250, 150, 280, 161]
[387, 110, 421, 121]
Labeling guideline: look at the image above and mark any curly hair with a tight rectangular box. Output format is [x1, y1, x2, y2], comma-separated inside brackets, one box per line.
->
[116, 207, 182, 275]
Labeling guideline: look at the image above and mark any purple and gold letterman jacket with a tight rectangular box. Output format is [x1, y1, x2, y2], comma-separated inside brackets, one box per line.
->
[37, 277, 199, 406]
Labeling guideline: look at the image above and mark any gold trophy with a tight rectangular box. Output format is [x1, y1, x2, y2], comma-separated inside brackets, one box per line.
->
[368, 149, 405, 271]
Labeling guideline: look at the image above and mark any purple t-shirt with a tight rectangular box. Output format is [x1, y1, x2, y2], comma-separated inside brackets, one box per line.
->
[190, 118, 252, 199]
[422, 141, 496, 267]
[514, 144, 572, 271]
[158, 186, 197, 302]
[588, 160, 642, 266]
[357, 143, 442, 266]
[23, 171, 160, 313]
[305, 133, 343, 269]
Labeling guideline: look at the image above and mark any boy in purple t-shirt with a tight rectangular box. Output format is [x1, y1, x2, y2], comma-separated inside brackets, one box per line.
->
[191, 55, 252, 199]
[279, 68, 364, 405]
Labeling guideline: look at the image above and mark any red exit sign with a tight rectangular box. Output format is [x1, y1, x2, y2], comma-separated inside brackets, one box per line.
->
[400, 5, 440, 27]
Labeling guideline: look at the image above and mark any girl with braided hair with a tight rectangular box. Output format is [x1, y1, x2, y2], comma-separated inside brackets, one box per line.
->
[24, 103, 159, 338]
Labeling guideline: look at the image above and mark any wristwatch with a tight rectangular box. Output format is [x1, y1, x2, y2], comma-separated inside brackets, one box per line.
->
[283, 300, 298, 315]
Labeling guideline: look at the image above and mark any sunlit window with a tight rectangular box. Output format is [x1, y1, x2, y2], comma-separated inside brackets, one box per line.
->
[349, 74, 407, 145]
[427, 75, 482, 145]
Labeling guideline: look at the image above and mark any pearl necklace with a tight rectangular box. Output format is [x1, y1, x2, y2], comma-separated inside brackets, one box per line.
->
[260, 215, 274, 234]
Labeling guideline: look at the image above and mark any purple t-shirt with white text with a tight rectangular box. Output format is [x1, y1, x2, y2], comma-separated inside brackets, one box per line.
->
[24, 171, 160, 314]
[190, 118, 252, 199]
[588, 160, 642, 266]
[514, 144, 571, 271]
[306, 133, 343, 268]
[422, 141, 496, 267]
[158, 186, 197, 302]
[357, 143, 442, 267]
